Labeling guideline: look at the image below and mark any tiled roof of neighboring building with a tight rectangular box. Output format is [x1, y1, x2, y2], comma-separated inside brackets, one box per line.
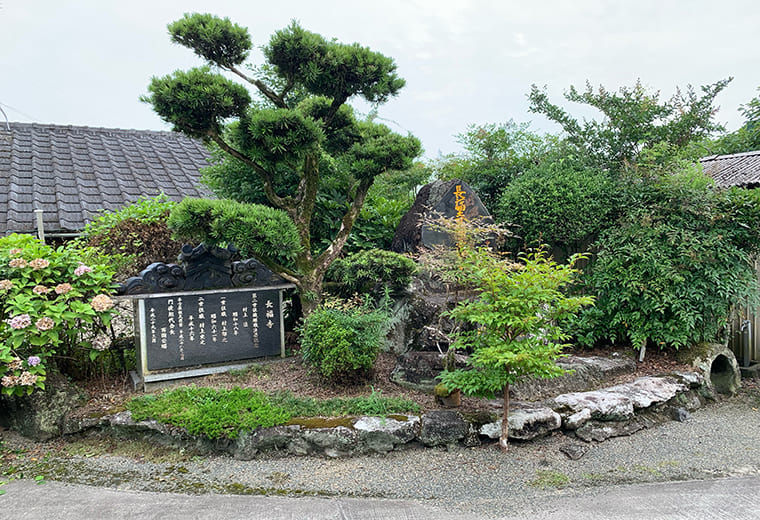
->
[0, 122, 213, 235]
[700, 149, 760, 188]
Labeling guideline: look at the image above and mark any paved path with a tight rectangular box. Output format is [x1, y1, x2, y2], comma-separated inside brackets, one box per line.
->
[498, 476, 760, 520]
[2, 476, 759, 519]
[0, 479, 462, 520]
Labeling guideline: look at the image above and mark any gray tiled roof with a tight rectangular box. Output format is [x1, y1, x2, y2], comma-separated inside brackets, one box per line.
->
[700, 149, 760, 188]
[0, 122, 213, 235]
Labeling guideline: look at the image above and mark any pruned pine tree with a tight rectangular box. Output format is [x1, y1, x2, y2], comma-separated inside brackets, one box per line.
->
[142, 14, 421, 315]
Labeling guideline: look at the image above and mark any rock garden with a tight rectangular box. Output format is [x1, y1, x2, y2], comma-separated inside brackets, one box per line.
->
[2, 14, 760, 484]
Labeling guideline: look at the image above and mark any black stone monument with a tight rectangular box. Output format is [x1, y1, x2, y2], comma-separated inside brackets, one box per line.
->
[118, 244, 294, 390]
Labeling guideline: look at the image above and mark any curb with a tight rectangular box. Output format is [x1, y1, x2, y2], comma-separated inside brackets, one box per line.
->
[64, 372, 708, 459]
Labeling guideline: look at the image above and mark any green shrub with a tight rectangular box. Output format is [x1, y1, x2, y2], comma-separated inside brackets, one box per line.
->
[83, 194, 183, 279]
[347, 196, 411, 252]
[572, 169, 760, 350]
[298, 296, 390, 385]
[497, 158, 620, 258]
[325, 249, 416, 299]
[167, 197, 301, 267]
[0, 235, 117, 395]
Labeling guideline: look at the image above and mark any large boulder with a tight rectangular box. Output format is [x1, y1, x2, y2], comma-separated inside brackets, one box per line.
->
[0, 372, 87, 441]
[418, 410, 468, 447]
[390, 351, 468, 392]
[390, 353, 637, 398]
[385, 273, 459, 354]
[353, 415, 420, 454]
[511, 355, 636, 400]
[553, 390, 635, 422]
[480, 406, 562, 441]
[391, 179, 491, 254]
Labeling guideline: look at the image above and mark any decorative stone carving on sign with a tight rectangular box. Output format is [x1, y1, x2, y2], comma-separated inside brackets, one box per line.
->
[391, 179, 491, 253]
[231, 258, 286, 287]
[181, 243, 237, 290]
[117, 243, 286, 295]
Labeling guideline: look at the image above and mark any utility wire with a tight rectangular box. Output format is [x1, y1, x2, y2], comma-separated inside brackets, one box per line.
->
[0, 101, 41, 123]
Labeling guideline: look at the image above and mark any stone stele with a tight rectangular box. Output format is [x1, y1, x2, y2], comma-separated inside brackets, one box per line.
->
[391, 179, 491, 254]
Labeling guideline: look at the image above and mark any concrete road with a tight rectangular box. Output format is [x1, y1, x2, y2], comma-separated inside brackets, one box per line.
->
[1, 476, 758, 520]
[499, 476, 760, 520]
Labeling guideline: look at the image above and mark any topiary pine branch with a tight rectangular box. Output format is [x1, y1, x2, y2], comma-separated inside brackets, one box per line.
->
[207, 133, 295, 211]
[226, 65, 287, 109]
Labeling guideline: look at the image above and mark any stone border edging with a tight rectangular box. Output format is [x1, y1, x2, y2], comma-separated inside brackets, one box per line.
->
[64, 372, 708, 459]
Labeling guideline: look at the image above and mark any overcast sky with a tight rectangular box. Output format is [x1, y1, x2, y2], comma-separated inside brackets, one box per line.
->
[2, 0, 759, 158]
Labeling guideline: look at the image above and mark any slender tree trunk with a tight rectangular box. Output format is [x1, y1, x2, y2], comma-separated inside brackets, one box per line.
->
[638, 338, 647, 362]
[296, 269, 325, 318]
[500, 382, 510, 452]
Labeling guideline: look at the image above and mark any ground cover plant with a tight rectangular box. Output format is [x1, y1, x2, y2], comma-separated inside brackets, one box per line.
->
[127, 385, 420, 439]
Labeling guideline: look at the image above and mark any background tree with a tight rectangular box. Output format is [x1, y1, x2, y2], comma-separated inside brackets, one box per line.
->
[570, 156, 760, 357]
[492, 79, 760, 357]
[528, 79, 731, 171]
[496, 145, 621, 260]
[708, 86, 760, 155]
[142, 14, 421, 315]
[432, 121, 550, 210]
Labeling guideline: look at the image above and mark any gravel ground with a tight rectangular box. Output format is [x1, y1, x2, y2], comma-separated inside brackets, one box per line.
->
[2, 382, 759, 519]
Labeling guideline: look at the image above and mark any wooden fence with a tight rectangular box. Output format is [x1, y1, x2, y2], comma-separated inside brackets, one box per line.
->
[728, 260, 760, 366]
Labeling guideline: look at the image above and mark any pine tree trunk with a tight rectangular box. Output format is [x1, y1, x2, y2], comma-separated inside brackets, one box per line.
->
[296, 271, 324, 319]
[500, 382, 510, 452]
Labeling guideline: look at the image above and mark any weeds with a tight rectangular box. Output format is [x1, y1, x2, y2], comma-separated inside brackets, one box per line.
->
[528, 470, 570, 488]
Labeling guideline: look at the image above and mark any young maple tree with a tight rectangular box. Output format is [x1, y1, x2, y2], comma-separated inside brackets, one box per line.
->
[434, 222, 592, 452]
[142, 14, 421, 315]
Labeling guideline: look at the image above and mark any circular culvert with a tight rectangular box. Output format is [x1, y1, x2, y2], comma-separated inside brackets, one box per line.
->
[710, 354, 735, 395]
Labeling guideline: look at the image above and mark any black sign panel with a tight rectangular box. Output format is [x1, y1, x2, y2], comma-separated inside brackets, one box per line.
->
[141, 289, 282, 371]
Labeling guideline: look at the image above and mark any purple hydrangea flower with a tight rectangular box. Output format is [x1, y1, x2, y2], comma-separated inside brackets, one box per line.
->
[27, 356, 42, 367]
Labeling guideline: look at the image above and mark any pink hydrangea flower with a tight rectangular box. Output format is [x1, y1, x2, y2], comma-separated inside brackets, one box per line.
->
[1, 375, 19, 388]
[9, 258, 28, 268]
[91, 294, 114, 312]
[9, 314, 32, 329]
[55, 283, 73, 295]
[8, 248, 23, 256]
[74, 264, 93, 276]
[0, 279, 12, 291]
[33, 285, 50, 295]
[18, 371, 38, 386]
[28, 258, 50, 270]
[35, 317, 55, 331]
[7, 358, 22, 371]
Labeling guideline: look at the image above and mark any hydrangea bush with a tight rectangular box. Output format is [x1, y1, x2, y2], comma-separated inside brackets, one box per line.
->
[0, 234, 117, 396]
